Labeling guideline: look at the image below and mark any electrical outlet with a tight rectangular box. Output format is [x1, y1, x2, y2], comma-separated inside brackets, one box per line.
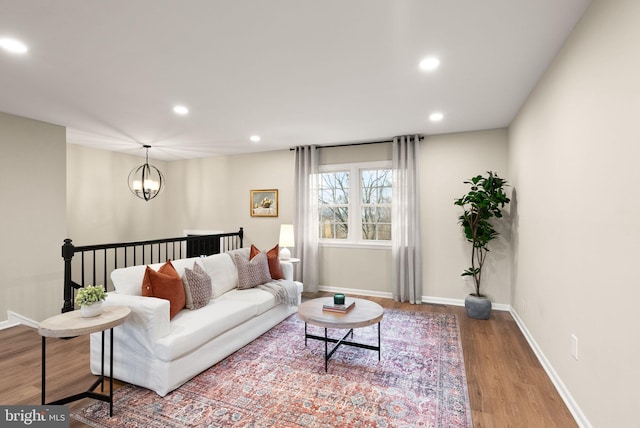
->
[571, 334, 579, 360]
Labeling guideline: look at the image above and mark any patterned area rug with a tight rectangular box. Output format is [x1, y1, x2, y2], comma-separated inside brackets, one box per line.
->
[72, 309, 472, 427]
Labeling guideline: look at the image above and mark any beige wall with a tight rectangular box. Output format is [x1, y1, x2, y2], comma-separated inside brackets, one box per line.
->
[509, 0, 640, 425]
[167, 149, 297, 250]
[225, 150, 297, 248]
[313, 132, 510, 301]
[0, 112, 66, 322]
[422, 129, 510, 303]
[165, 154, 231, 235]
[66, 144, 175, 244]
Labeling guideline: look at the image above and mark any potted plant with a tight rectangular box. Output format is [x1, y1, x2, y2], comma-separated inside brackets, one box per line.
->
[75, 285, 107, 318]
[454, 171, 510, 319]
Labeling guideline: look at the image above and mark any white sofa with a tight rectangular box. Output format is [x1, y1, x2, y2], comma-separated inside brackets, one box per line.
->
[89, 248, 301, 396]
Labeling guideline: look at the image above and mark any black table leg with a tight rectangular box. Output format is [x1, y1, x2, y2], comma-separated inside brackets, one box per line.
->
[305, 325, 382, 372]
[40, 328, 117, 417]
[109, 328, 114, 417]
[378, 322, 381, 360]
[41, 337, 46, 405]
[324, 328, 328, 372]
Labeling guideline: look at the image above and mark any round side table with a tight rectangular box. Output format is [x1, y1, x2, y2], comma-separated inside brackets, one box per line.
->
[38, 305, 130, 417]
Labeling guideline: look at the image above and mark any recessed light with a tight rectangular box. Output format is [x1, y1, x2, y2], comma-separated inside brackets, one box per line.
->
[429, 112, 444, 122]
[0, 38, 28, 54]
[419, 57, 440, 72]
[173, 105, 189, 115]
[250, 135, 261, 143]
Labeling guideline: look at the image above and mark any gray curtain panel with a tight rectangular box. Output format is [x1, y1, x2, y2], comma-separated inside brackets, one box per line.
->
[392, 135, 423, 304]
[294, 145, 320, 292]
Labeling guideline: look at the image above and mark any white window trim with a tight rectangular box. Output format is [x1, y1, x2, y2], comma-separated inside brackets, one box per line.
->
[318, 160, 392, 248]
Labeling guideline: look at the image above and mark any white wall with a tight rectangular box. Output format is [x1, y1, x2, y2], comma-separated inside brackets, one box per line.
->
[0, 112, 66, 322]
[509, 0, 640, 425]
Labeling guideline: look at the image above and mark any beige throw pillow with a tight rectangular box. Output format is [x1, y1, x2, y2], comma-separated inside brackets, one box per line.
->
[234, 252, 271, 289]
[183, 262, 212, 310]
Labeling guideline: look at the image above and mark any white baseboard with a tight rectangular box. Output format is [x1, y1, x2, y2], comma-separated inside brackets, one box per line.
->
[0, 311, 39, 331]
[316, 287, 512, 312]
[317, 285, 393, 299]
[510, 309, 591, 428]
[422, 295, 465, 307]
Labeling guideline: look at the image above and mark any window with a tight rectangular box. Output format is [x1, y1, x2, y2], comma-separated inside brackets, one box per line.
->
[318, 162, 392, 245]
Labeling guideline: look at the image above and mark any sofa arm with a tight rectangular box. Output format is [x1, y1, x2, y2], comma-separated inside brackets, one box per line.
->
[103, 292, 170, 345]
[280, 261, 294, 281]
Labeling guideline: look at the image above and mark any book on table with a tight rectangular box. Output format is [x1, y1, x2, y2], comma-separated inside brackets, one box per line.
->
[322, 299, 355, 313]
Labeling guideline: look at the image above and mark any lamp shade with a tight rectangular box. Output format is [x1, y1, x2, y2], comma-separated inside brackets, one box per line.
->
[279, 224, 295, 247]
[279, 224, 295, 260]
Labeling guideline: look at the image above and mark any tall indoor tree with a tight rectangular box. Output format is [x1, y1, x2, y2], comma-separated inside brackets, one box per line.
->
[454, 171, 510, 318]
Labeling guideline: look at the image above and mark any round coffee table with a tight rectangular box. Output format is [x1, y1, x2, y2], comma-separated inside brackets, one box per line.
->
[298, 297, 383, 371]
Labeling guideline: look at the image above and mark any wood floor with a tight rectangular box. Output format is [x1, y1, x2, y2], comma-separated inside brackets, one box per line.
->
[0, 294, 577, 428]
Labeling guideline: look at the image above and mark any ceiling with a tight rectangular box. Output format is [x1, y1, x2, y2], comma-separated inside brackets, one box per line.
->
[0, 0, 591, 161]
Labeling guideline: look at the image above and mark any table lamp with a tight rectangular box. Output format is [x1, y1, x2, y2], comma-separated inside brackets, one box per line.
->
[278, 224, 295, 260]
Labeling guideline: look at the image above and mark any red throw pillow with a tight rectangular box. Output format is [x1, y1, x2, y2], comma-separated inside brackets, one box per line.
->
[142, 260, 186, 319]
[250, 244, 284, 280]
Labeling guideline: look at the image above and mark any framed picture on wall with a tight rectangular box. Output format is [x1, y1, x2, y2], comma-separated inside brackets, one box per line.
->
[250, 189, 278, 217]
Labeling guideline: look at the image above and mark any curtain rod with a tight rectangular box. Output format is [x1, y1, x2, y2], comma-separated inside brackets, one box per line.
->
[289, 135, 423, 151]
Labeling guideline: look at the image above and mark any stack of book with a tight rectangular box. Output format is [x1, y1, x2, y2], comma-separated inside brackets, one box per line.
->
[322, 299, 355, 313]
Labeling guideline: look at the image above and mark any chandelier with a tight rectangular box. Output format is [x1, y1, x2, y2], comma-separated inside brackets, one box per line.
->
[127, 145, 164, 201]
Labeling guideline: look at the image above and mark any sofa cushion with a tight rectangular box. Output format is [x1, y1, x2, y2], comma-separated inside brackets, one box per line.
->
[183, 262, 212, 310]
[219, 287, 277, 316]
[154, 288, 276, 361]
[142, 260, 185, 320]
[250, 244, 284, 280]
[234, 252, 271, 289]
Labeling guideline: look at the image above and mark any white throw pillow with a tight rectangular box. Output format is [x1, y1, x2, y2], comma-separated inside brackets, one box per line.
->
[201, 253, 239, 298]
[111, 257, 201, 296]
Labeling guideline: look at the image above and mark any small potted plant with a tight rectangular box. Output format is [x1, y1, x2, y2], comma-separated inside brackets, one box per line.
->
[75, 285, 107, 318]
[454, 171, 510, 319]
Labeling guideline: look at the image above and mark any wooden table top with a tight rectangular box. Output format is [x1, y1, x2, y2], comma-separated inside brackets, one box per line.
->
[298, 297, 383, 329]
[38, 306, 131, 338]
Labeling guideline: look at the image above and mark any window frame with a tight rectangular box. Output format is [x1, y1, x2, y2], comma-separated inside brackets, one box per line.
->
[318, 160, 392, 249]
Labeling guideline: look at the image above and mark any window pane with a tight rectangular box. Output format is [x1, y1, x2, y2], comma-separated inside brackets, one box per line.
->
[377, 224, 392, 240]
[377, 207, 391, 223]
[362, 224, 376, 240]
[380, 187, 392, 203]
[336, 223, 348, 239]
[360, 168, 391, 241]
[321, 222, 334, 239]
[320, 222, 349, 239]
[318, 170, 350, 240]
[320, 207, 333, 222]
